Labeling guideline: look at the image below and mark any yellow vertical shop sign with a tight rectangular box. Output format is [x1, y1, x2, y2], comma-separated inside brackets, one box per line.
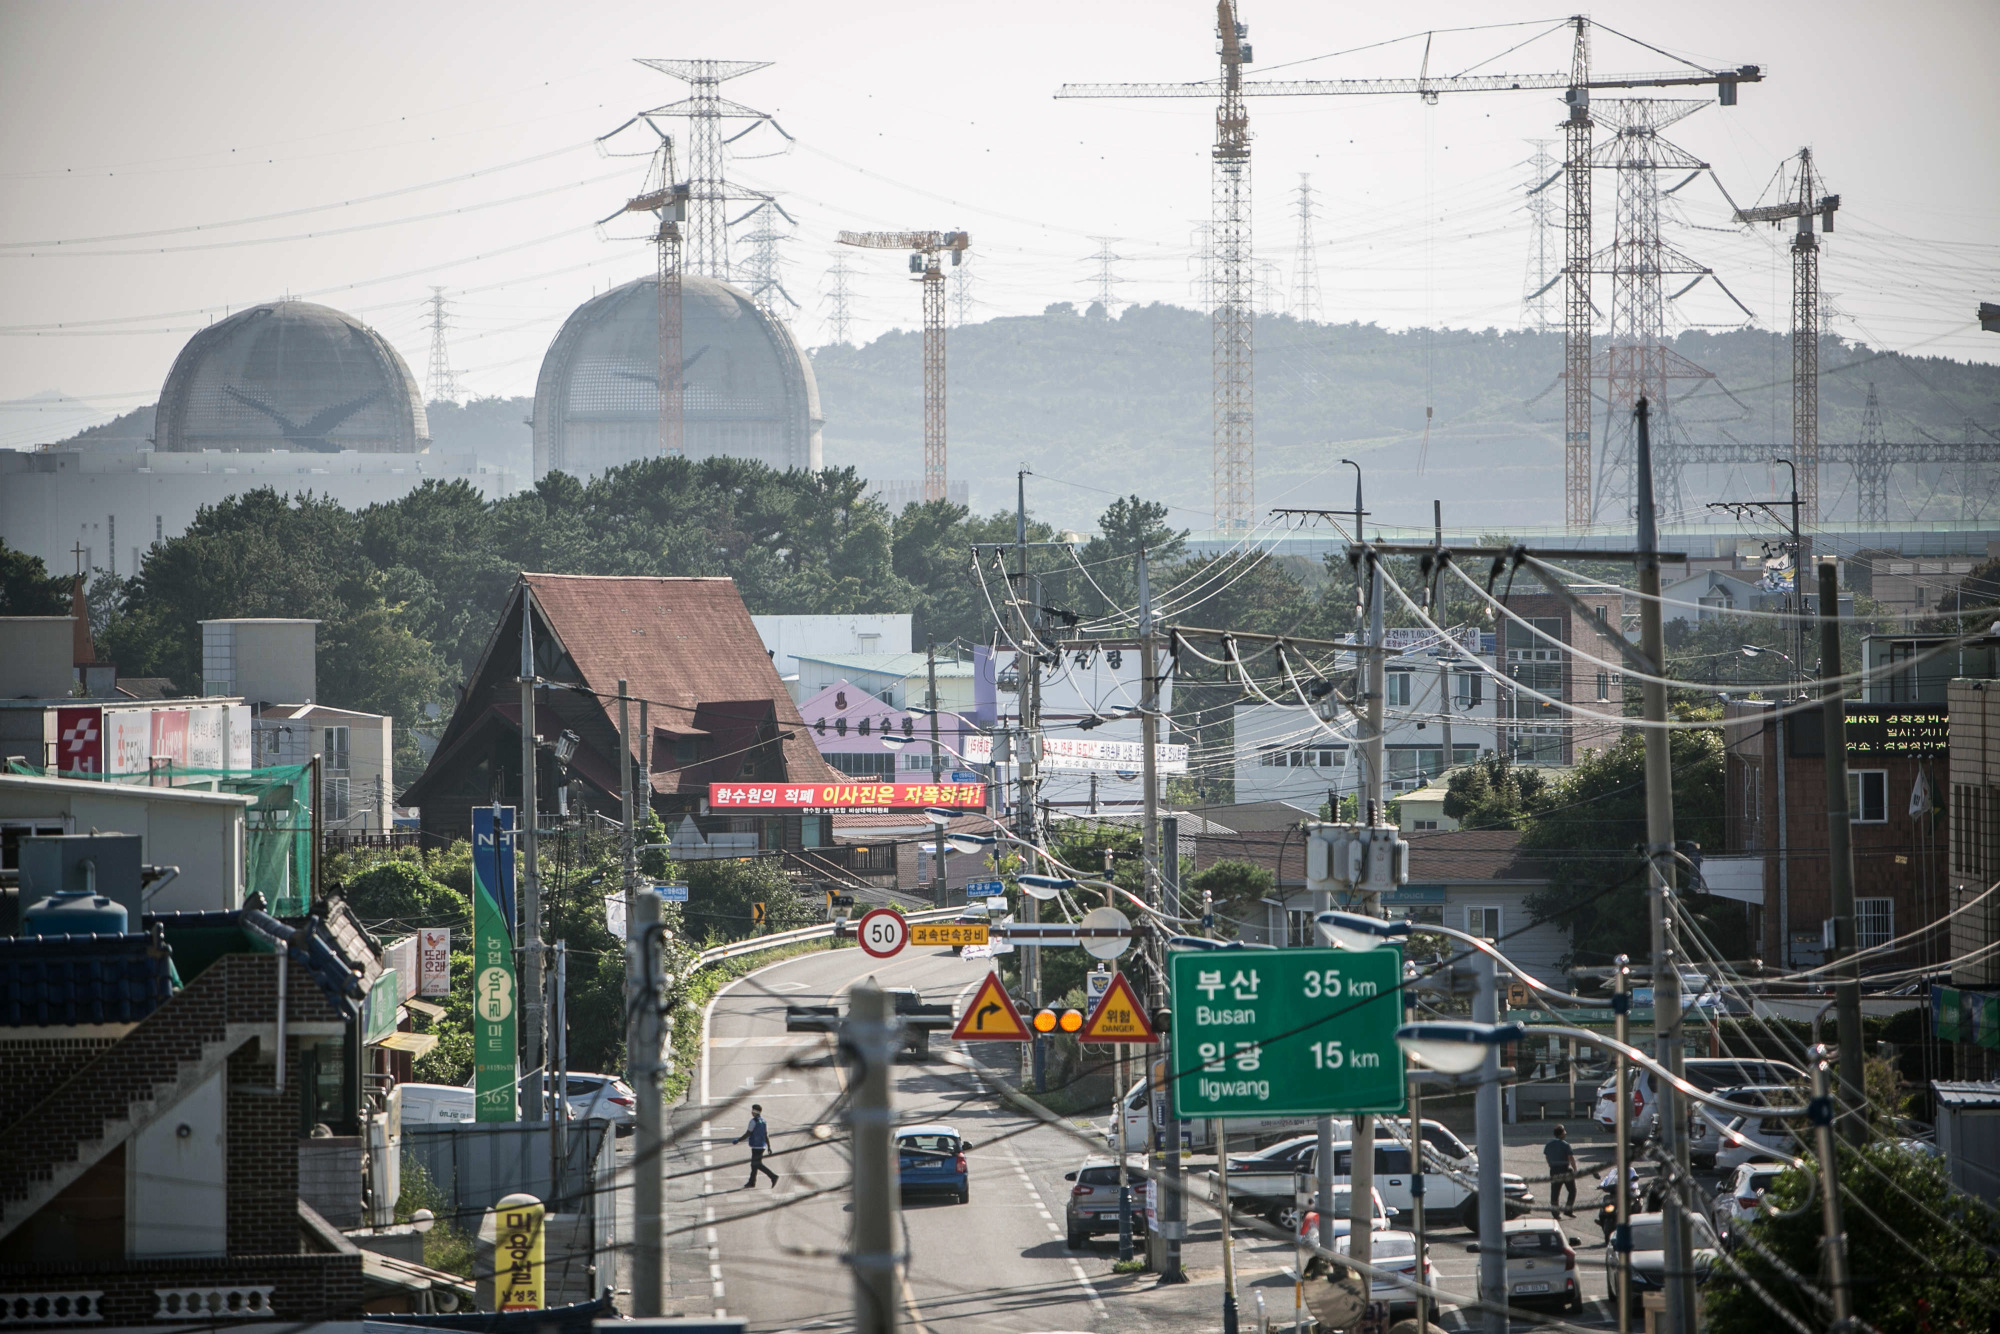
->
[493, 1192, 544, 1311]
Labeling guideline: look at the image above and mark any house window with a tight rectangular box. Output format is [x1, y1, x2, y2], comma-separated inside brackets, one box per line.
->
[1454, 672, 1484, 708]
[1385, 673, 1414, 707]
[323, 725, 350, 773]
[1742, 763, 1762, 822]
[1848, 770, 1888, 824]
[1451, 744, 1482, 765]
[800, 814, 830, 848]
[675, 737, 699, 764]
[1465, 905, 1502, 940]
[1856, 898, 1894, 950]
[326, 776, 351, 823]
[829, 751, 895, 779]
[1413, 820, 1439, 831]
[1596, 672, 1609, 702]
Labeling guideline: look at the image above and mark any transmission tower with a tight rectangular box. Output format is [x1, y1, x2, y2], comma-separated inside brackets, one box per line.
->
[1854, 382, 1890, 524]
[613, 131, 689, 457]
[1589, 99, 1720, 522]
[739, 199, 799, 320]
[1293, 174, 1322, 324]
[820, 253, 856, 346]
[635, 58, 782, 280]
[1086, 236, 1128, 315]
[1735, 147, 1839, 529]
[838, 230, 969, 503]
[949, 254, 974, 327]
[424, 287, 459, 404]
[1520, 141, 1560, 332]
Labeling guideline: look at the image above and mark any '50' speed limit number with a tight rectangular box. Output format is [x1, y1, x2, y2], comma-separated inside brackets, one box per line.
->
[857, 908, 908, 959]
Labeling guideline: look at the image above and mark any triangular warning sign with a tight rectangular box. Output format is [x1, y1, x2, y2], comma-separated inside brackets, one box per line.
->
[952, 972, 1032, 1041]
[1078, 971, 1157, 1043]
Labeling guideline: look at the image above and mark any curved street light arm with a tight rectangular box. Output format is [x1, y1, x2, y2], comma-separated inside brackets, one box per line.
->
[1529, 1025, 1813, 1120]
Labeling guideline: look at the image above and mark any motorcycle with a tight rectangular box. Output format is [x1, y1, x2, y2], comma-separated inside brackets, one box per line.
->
[1594, 1166, 1664, 1242]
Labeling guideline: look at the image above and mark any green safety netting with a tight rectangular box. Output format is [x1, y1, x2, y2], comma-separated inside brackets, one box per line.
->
[7, 761, 316, 915]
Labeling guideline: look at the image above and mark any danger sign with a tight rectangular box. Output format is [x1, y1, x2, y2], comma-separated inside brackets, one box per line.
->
[1077, 970, 1157, 1043]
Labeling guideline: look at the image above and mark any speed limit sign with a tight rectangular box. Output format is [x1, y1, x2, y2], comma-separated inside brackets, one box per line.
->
[856, 908, 908, 959]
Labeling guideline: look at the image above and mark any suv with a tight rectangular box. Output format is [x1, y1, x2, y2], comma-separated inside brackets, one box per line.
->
[1065, 1156, 1147, 1248]
[1249, 1137, 1533, 1232]
[1595, 1058, 1806, 1141]
[1716, 1161, 1789, 1246]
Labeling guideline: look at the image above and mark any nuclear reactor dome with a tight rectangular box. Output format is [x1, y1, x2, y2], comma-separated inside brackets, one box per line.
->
[532, 274, 823, 480]
[154, 300, 429, 453]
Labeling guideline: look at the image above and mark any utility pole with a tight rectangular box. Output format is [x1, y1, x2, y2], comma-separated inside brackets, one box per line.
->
[1474, 946, 1505, 1334]
[1013, 470, 1044, 1090]
[848, 984, 901, 1334]
[1156, 813, 1186, 1282]
[1817, 559, 1867, 1142]
[1345, 551, 1386, 1269]
[518, 583, 544, 1121]
[624, 685, 663, 1316]
[1635, 399, 1694, 1334]
[927, 638, 946, 907]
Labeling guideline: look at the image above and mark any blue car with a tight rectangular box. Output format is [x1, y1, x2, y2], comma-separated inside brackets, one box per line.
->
[897, 1123, 971, 1204]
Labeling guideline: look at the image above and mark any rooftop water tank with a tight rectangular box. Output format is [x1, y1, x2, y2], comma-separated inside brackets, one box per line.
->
[23, 890, 131, 937]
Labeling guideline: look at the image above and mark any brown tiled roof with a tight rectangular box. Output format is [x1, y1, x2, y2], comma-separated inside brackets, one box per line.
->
[521, 574, 836, 789]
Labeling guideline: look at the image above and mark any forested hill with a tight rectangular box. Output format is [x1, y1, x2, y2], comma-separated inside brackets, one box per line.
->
[810, 304, 2000, 532]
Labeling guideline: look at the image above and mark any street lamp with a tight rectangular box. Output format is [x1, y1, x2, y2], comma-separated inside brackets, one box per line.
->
[1315, 909, 1414, 952]
[1395, 1021, 1526, 1074]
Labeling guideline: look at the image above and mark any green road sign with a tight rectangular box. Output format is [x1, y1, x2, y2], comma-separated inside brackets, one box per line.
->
[1169, 946, 1406, 1118]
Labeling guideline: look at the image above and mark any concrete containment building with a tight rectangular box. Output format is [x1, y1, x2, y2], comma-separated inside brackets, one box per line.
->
[531, 274, 823, 480]
[155, 300, 429, 453]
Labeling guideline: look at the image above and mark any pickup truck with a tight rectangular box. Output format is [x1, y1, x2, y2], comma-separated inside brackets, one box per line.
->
[785, 986, 955, 1060]
[1211, 1126, 1536, 1232]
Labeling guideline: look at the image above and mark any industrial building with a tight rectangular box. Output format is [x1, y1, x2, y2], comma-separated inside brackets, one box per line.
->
[530, 274, 823, 481]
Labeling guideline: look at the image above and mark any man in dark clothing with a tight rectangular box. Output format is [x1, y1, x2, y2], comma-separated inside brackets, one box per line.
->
[1543, 1123, 1578, 1216]
[735, 1104, 780, 1188]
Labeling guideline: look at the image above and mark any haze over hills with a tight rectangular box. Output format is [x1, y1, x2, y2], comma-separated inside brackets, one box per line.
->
[32, 304, 2000, 535]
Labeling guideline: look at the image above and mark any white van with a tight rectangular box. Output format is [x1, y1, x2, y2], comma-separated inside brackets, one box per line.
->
[398, 1082, 476, 1127]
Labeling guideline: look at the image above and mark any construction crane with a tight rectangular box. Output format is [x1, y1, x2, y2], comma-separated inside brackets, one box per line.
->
[1735, 148, 1839, 530]
[1058, 16, 1763, 533]
[837, 230, 970, 504]
[612, 128, 691, 458]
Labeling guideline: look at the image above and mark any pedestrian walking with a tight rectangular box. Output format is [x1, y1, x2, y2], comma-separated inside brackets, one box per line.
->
[1543, 1123, 1578, 1216]
[735, 1103, 780, 1188]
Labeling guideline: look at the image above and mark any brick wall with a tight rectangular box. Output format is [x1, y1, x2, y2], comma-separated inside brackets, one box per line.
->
[0, 1035, 122, 1131]
[225, 1044, 300, 1254]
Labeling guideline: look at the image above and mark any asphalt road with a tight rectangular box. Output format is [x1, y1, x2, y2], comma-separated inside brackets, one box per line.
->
[637, 944, 1661, 1333]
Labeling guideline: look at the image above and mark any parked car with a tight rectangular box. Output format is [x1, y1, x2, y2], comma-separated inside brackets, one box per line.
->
[399, 1082, 476, 1127]
[1716, 1162, 1789, 1245]
[1064, 1156, 1148, 1249]
[1107, 1075, 1328, 1155]
[1595, 1057, 1807, 1141]
[1231, 1136, 1534, 1231]
[1472, 1218, 1584, 1313]
[1690, 1085, 1796, 1169]
[1334, 1228, 1434, 1312]
[1295, 1186, 1393, 1244]
[458, 1072, 639, 1134]
[1603, 1211, 1720, 1314]
[896, 1123, 970, 1204]
[1714, 1109, 1809, 1174]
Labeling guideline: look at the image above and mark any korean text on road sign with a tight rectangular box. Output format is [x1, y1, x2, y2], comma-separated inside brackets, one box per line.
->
[951, 972, 1031, 1041]
[1168, 946, 1405, 1117]
[910, 921, 988, 948]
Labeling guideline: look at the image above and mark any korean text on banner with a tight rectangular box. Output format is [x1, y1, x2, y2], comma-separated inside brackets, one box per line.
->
[471, 806, 517, 1123]
[708, 781, 985, 812]
[418, 928, 452, 998]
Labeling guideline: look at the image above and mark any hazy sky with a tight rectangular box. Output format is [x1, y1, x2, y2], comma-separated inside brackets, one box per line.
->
[2, 0, 1996, 446]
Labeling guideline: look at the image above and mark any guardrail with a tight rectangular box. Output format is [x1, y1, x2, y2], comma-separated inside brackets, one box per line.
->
[690, 905, 966, 972]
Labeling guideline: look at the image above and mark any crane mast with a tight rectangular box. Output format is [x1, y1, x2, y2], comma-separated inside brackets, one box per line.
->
[838, 230, 970, 504]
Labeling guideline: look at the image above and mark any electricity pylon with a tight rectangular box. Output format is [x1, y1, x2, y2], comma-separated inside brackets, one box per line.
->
[1059, 14, 1763, 533]
[837, 230, 970, 503]
[821, 253, 856, 346]
[635, 58, 786, 280]
[1293, 174, 1322, 324]
[424, 288, 459, 404]
[1521, 142, 1560, 332]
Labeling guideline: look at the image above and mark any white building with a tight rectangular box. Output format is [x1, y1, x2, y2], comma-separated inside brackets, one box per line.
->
[0, 446, 517, 581]
[1233, 634, 1500, 806]
[749, 615, 914, 698]
[201, 619, 396, 832]
[0, 772, 249, 911]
